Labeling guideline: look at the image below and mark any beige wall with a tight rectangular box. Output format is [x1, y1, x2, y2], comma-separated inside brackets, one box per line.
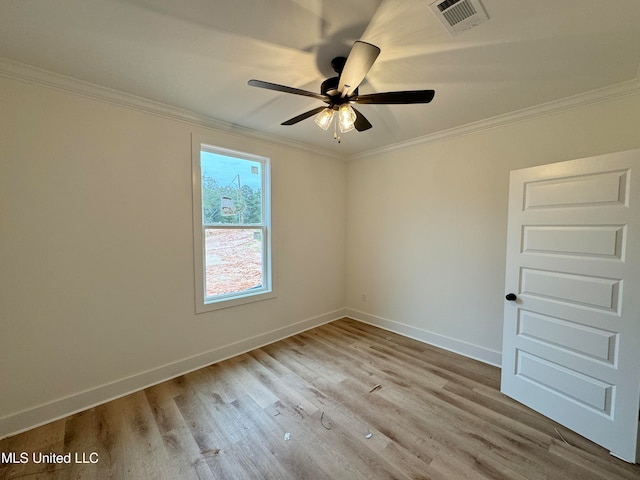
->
[0, 77, 346, 436]
[346, 92, 640, 364]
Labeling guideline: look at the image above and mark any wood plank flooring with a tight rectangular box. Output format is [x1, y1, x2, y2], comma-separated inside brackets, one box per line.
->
[1, 318, 639, 479]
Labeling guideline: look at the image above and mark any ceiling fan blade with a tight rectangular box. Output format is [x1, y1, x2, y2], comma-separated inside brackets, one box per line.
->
[354, 90, 435, 104]
[281, 106, 327, 126]
[248, 79, 329, 102]
[352, 107, 372, 132]
[338, 41, 381, 98]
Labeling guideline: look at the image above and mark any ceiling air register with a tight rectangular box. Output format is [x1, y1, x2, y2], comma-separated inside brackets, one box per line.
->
[429, 0, 489, 35]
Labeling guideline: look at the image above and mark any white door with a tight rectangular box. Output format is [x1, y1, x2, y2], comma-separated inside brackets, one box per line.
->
[501, 148, 640, 463]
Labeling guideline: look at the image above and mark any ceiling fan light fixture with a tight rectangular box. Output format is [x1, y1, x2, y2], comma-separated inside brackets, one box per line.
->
[338, 104, 356, 133]
[314, 108, 335, 130]
[248, 40, 436, 140]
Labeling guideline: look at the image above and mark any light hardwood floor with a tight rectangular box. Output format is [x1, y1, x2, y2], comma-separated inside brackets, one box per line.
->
[1, 318, 639, 479]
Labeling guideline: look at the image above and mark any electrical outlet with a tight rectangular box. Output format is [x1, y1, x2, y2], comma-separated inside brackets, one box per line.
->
[362, 292, 367, 302]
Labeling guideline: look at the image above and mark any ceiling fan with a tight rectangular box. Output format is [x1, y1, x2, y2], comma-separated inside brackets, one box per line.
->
[248, 41, 435, 142]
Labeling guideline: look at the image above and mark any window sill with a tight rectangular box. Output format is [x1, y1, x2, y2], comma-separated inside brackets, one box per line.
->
[195, 288, 277, 313]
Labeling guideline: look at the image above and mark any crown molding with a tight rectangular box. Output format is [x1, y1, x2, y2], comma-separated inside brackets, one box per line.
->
[348, 78, 640, 161]
[2, 57, 638, 163]
[0, 57, 343, 160]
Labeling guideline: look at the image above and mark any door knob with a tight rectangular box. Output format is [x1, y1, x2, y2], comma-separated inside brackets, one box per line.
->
[505, 293, 517, 301]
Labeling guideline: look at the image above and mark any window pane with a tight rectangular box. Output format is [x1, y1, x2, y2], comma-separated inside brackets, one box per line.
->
[193, 136, 272, 312]
[204, 228, 263, 298]
[201, 152, 262, 225]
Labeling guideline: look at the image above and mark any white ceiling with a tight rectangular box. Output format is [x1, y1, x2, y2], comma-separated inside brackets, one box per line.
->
[1, 0, 640, 157]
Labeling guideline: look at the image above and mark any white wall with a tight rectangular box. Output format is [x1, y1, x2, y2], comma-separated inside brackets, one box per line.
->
[346, 92, 640, 365]
[0, 76, 346, 437]
[3, 70, 640, 439]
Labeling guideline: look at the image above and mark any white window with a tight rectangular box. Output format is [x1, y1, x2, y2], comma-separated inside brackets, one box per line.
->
[192, 135, 273, 312]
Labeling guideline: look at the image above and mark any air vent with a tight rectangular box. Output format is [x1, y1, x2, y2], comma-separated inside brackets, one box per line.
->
[429, 0, 489, 36]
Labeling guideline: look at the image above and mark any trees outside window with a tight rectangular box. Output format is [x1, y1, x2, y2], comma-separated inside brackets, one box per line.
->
[192, 136, 273, 312]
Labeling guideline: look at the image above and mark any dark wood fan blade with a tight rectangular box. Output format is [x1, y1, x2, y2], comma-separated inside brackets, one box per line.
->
[281, 106, 328, 125]
[248, 79, 329, 102]
[338, 41, 381, 98]
[352, 107, 372, 132]
[354, 90, 435, 104]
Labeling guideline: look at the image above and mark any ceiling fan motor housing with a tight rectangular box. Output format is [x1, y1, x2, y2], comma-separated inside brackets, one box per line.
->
[321, 76, 357, 105]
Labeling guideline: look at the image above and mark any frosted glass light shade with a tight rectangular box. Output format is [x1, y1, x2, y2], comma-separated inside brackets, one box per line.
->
[314, 108, 335, 130]
[338, 104, 356, 133]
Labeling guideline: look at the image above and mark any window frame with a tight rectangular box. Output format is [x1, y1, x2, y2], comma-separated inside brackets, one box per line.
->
[191, 134, 274, 313]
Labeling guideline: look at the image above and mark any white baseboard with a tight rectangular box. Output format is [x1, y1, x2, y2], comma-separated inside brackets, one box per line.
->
[0, 308, 347, 440]
[345, 308, 502, 367]
[0, 308, 500, 439]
